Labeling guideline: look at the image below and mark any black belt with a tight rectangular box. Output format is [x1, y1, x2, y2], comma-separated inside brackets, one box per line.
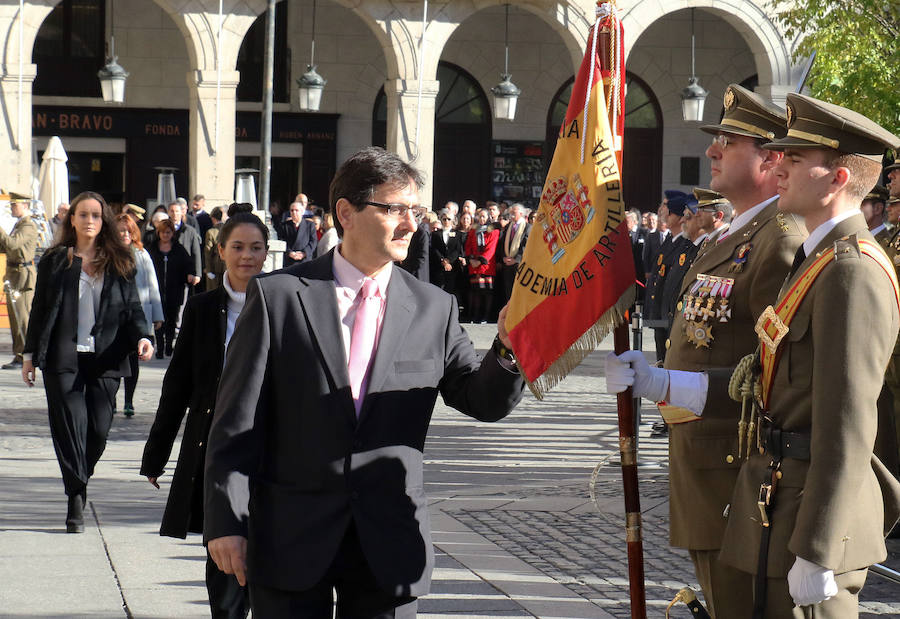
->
[759, 419, 811, 460]
[752, 417, 811, 619]
[6, 260, 34, 268]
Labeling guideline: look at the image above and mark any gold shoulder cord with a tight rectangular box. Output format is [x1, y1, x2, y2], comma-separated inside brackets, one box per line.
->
[729, 352, 761, 459]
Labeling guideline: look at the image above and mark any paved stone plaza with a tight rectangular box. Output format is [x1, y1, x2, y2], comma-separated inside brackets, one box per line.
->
[0, 325, 898, 617]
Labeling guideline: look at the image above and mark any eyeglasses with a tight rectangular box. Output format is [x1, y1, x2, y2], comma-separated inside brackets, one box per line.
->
[711, 134, 732, 149]
[362, 201, 427, 220]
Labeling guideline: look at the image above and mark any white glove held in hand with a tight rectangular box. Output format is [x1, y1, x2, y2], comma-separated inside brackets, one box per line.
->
[604, 351, 669, 402]
[787, 556, 838, 606]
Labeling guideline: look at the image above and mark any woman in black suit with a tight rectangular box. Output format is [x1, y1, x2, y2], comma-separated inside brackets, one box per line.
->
[141, 204, 268, 619]
[147, 218, 195, 357]
[429, 209, 463, 296]
[22, 191, 154, 533]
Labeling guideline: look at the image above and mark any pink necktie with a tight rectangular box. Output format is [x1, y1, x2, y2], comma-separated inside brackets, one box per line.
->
[348, 278, 381, 415]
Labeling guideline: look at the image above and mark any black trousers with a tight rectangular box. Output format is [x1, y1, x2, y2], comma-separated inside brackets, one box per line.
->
[248, 524, 417, 619]
[207, 551, 250, 619]
[43, 356, 119, 497]
[122, 352, 139, 407]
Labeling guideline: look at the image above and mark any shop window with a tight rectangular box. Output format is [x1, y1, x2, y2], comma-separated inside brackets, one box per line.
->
[33, 0, 105, 97]
[236, 3, 290, 103]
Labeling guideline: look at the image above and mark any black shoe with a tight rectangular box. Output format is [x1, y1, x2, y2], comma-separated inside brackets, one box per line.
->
[650, 421, 669, 438]
[66, 492, 85, 533]
[155, 350, 164, 360]
[2, 358, 22, 369]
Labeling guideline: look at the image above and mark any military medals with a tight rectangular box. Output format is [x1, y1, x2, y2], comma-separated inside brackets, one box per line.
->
[678, 253, 686, 266]
[729, 243, 752, 273]
[681, 274, 734, 349]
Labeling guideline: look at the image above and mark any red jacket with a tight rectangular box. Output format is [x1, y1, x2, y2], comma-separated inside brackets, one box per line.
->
[465, 228, 499, 277]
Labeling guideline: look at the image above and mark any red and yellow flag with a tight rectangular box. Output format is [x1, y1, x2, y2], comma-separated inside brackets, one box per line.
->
[506, 5, 633, 397]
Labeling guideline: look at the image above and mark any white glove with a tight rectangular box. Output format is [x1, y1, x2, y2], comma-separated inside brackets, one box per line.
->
[787, 556, 838, 606]
[604, 351, 669, 402]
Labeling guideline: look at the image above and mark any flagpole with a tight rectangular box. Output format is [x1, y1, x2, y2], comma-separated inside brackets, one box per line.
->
[614, 319, 647, 618]
[596, 1, 648, 613]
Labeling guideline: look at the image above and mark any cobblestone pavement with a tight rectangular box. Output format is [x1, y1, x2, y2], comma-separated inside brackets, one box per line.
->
[1, 324, 899, 617]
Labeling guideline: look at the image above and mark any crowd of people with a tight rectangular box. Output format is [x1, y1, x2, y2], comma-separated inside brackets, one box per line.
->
[4, 79, 900, 618]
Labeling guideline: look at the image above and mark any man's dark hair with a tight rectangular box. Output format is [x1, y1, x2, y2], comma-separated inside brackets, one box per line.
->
[210, 206, 224, 222]
[329, 147, 425, 236]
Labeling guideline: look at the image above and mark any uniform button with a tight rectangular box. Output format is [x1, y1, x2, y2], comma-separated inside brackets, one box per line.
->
[725, 454, 734, 464]
[676, 301, 683, 311]
[775, 471, 783, 480]
[198, 441, 204, 447]
[665, 339, 670, 350]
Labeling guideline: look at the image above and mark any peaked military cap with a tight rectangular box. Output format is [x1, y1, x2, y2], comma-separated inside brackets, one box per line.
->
[700, 84, 787, 141]
[4, 190, 32, 202]
[692, 188, 729, 208]
[764, 93, 900, 162]
[124, 203, 146, 217]
[885, 161, 900, 173]
[665, 190, 698, 216]
[864, 185, 889, 203]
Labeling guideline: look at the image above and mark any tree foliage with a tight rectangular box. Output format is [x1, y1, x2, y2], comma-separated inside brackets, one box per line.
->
[771, 0, 900, 136]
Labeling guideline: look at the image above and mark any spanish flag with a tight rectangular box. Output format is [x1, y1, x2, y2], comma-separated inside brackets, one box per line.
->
[506, 6, 633, 398]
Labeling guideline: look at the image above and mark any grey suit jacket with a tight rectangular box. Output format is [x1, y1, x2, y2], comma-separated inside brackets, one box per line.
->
[204, 250, 525, 595]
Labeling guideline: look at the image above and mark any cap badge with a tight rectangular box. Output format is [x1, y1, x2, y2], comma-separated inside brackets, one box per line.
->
[724, 88, 736, 112]
[786, 102, 795, 128]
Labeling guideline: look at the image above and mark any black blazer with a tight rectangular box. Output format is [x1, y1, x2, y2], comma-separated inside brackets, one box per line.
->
[496, 221, 531, 265]
[429, 228, 463, 286]
[398, 223, 430, 282]
[282, 218, 318, 266]
[204, 251, 525, 596]
[141, 287, 227, 538]
[175, 223, 203, 277]
[642, 229, 666, 276]
[24, 246, 150, 376]
[148, 241, 195, 308]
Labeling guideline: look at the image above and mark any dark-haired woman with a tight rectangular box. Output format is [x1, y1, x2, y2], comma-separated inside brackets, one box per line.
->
[148, 218, 195, 357]
[22, 191, 154, 533]
[141, 204, 268, 618]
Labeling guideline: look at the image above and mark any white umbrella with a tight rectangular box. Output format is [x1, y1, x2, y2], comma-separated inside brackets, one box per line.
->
[37, 136, 69, 221]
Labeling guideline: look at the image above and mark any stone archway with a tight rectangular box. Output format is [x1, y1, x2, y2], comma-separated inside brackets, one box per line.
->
[621, 0, 793, 99]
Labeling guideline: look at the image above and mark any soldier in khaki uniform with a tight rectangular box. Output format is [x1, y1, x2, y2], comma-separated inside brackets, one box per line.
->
[861, 185, 890, 248]
[714, 94, 900, 618]
[605, 85, 805, 618]
[0, 194, 38, 369]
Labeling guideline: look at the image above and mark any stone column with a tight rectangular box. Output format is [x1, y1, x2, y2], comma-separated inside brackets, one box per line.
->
[384, 78, 440, 207]
[0, 64, 37, 195]
[187, 69, 240, 207]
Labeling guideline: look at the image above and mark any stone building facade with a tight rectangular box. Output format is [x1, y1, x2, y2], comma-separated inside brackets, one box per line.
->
[0, 0, 804, 212]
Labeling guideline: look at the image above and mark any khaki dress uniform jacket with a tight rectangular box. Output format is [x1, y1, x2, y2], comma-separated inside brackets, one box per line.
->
[717, 215, 900, 583]
[0, 215, 38, 357]
[664, 201, 805, 551]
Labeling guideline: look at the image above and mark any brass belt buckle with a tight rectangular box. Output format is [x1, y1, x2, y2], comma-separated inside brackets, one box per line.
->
[755, 305, 789, 350]
[757, 483, 772, 527]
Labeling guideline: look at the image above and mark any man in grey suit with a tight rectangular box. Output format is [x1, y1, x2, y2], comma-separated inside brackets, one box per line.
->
[205, 147, 525, 618]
